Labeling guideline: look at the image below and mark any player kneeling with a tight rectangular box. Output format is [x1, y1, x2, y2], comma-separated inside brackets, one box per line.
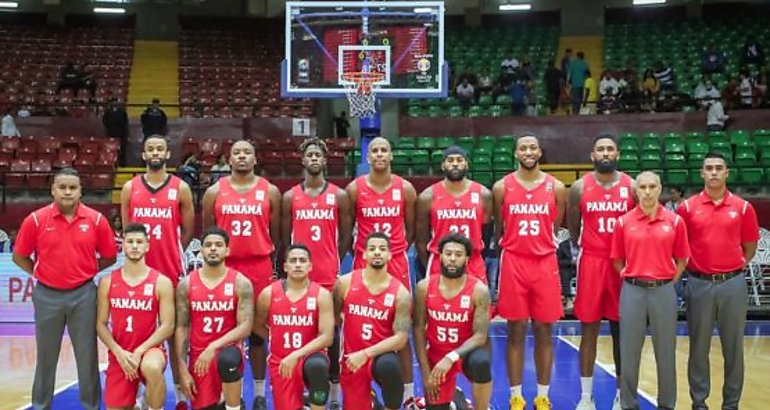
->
[175, 227, 254, 410]
[414, 233, 492, 410]
[97, 223, 175, 410]
[254, 244, 334, 410]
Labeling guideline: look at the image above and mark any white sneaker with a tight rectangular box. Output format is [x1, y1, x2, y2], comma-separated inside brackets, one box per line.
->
[612, 394, 622, 410]
[575, 396, 596, 410]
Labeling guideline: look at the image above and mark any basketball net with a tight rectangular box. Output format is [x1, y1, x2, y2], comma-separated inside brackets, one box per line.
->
[342, 71, 384, 118]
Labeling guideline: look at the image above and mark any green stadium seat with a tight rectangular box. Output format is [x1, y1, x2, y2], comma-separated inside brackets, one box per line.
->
[640, 152, 662, 169]
[689, 170, 703, 185]
[416, 137, 436, 150]
[625, 169, 641, 179]
[410, 150, 431, 175]
[391, 149, 410, 174]
[685, 132, 705, 142]
[619, 136, 639, 152]
[489, 105, 506, 117]
[618, 154, 640, 170]
[478, 95, 494, 107]
[435, 137, 454, 150]
[397, 136, 416, 149]
[477, 136, 496, 150]
[498, 134, 517, 146]
[448, 106, 463, 117]
[735, 140, 756, 157]
[407, 106, 423, 117]
[665, 169, 689, 186]
[759, 148, 770, 167]
[442, 96, 458, 108]
[706, 131, 728, 144]
[709, 141, 732, 159]
[426, 105, 443, 118]
[492, 153, 514, 172]
[734, 151, 756, 167]
[457, 136, 476, 152]
[472, 155, 492, 172]
[493, 145, 514, 156]
[430, 150, 444, 171]
[496, 95, 512, 106]
[664, 139, 685, 155]
[665, 154, 686, 169]
[739, 168, 764, 185]
[729, 130, 752, 145]
[472, 171, 494, 187]
[468, 106, 485, 117]
[641, 139, 661, 153]
[726, 168, 739, 184]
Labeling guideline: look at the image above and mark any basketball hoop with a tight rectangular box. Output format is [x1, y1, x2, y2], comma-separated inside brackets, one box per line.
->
[342, 71, 385, 117]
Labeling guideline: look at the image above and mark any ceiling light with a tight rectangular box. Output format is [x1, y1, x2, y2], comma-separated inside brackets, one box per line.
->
[499, 4, 532, 11]
[94, 7, 125, 13]
[633, 0, 666, 5]
[0, 2, 18, 8]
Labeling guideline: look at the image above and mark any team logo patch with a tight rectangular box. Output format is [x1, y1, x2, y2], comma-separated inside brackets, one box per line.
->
[144, 284, 154, 296]
[620, 187, 629, 198]
[471, 192, 479, 204]
[729, 211, 738, 219]
[546, 182, 553, 192]
[256, 190, 265, 201]
[168, 188, 178, 200]
[307, 297, 317, 310]
[662, 225, 672, 232]
[326, 193, 335, 205]
[79, 224, 89, 232]
[460, 295, 471, 309]
[127, 290, 135, 297]
[384, 293, 394, 307]
[224, 283, 234, 296]
[392, 189, 401, 201]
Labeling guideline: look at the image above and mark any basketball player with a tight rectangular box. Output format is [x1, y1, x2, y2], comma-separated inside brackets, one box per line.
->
[492, 134, 567, 410]
[333, 232, 412, 410]
[96, 223, 175, 410]
[282, 138, 352, 408]
[201, 140, 281, 410]
[416, 145, 492, 282]
[567, 136, 635, 410]
[120, 134, 195, 409]
[345, 137, 418, 406]
[175, 227, 254, 410]
[414, 233, 492, 410]
[253, 244, 334, 410]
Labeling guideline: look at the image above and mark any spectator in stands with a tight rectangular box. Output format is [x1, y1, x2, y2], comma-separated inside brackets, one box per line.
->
[333, 110, 350, 138]
[102, 97, 128, 138]
[457, 68, 478, 87]
[757, 67, 768, 107]
[456, 78, 475, 111]
[582, 70, 598, 115]
[501, 55, 520, 75]
[694, 75, 721, 108]
[140, 98, 168, 138]
[665, 185, 685, 212]
[476, 67, 494, 97]
[654, 61, 676, 92]
[1, 229, 17, 253]
[177, 153, 200, 189]
[722, 76, 742, 110]
[560, 49, 573, 74]
[740, 36, 765, 68]
[557, 235, 578, 309]
[210, 154, 231, 183]
[2, 107, 21, 137]
[702, 42, 727, 74]
[568, 51, 589, 114]
[518, 56, 534, 82]
[109, 210, 123, 253]
[706, 99, 729, 132]
[544, 59, 563, 114]
[619, 70, 641, 112]
[509, 78, 528, 116]
[56, 62, 80, 95]
[77, 63, 97, 97]
[738, 70, 755, 109]
[641, 69, 661, 111]
[599, 70, 620, 98]
[17, 105, 31, 118]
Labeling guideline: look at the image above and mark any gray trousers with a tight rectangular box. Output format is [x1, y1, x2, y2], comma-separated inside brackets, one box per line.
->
[687, 273, 747, 410]
[619, 281, 678, 410]
[31, 282, 100, 410]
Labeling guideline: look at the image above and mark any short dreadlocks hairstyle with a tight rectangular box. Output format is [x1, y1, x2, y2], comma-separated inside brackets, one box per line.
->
[299, 138, 328, 155]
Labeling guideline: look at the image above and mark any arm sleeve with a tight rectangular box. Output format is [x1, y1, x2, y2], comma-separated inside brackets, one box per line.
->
[673, 217, 691, 259]
[13, 214, 38, 257]
[95, 214, 118, 259]
[741, 202, 760, 243]
[610, 218, 625, 260]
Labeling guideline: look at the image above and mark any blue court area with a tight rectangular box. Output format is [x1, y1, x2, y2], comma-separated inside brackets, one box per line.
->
[42, 321, 660, 410]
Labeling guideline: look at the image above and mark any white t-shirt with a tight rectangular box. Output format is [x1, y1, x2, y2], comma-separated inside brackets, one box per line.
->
[1, 114, 19, 137]
[707, 101, 728, 126]
[599, 78, 619, 96]
[456, 83, 475, 99]
[739, 78, 753, 105]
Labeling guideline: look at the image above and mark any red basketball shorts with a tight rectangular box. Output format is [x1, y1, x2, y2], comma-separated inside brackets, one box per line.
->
[573, 252, 621, 322]
[426, 252, 487, 284]
[497, 250, 563, 323]
[227, 255, 274, 295]
[104, 347, 166, 408]
[339, 355, 380, 410]
[425, 350, 465, 405]
[353, 250, 410, 290]
[269, 353, 329, 410]
[189, 346, 244, 409]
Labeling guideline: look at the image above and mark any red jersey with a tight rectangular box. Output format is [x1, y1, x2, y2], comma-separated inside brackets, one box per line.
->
[187, 268, 239, 354]
[127, 175, 184, 283]
[578, 172, 635, 257]
[499, 173, 558, 256]
[425, 275, 478, 360]
[353, 175, 408, 254]
[341, 270, 401, 355]
[427, 181, 485, 257]
[290, 183, 340, 288]
[214, 177, 273, 258]
[267, 281, 322, 363]
[107, 268, 161, 358]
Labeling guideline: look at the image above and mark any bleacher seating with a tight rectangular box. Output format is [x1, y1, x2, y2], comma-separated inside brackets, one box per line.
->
[0, 23, 134, 109]
[0, 136, 120, 189]
[617, 129, 770, 189]
[178, 20, 314, 118]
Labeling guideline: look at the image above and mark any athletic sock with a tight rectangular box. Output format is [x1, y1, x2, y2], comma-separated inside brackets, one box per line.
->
[537, 384, 550, 398]
[225, 405, 240, 410]
[510, 385, 522, 397]
[403, 382, 414, 402]
[174, 384, 187, 402]
[254, 379, 266, 398]
[329, 382, 340, 402]
[581, 376, 593, 398]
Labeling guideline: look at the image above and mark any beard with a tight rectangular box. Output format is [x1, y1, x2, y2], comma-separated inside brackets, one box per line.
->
[369, 260, 386, 270]
[440, 264, 465, 279]
[444, 168, 467, 181]
[306, 166, 323, 176]
[125, 254, 144, 263]
[594, 159, 618, 173]
[518, 159, 539, 171]
[147, 159, 167, 171]
[204, 257, 224, 267]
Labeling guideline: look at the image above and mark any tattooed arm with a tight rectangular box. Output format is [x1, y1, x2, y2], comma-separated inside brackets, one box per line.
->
[211, 274, 254, 349]
[451, 282, 490, 357]
[366, 285, 412, 356]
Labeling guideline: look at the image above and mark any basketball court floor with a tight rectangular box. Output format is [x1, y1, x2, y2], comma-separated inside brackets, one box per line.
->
[2, 321, 767, 410]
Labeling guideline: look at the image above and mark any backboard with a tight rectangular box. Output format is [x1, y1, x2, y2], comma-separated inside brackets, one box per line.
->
[282, 1, 447, 99]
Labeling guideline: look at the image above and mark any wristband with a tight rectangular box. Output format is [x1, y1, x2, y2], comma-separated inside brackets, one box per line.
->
[446, 350, 460, 363]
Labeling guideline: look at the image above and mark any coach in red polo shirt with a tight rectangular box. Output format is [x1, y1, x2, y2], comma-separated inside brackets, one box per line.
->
[611, 171, 689, 410]
[12, 167, 117, 410]
[677, 151, 759, 410]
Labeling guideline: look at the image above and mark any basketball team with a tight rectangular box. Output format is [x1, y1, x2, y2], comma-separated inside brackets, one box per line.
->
[13, 134, 758, 410]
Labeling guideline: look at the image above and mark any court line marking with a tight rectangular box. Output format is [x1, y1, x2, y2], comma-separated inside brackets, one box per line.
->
[557, 335, 659, 407]
[13, 363, 108, 410]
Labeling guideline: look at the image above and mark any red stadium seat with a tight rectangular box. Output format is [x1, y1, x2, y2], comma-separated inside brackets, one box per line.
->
[73, 158, 93, 173]
[15, 146, 37, 161]
[326, 151, 347, 176]
[57, 147, 77, 163]
[199, 139, 222, 157]
[259, 151, 283, 176]
[87, 173, 114, 190]
[1, 137, 20, 154]
[283, 152, 303, 176]
[6, 159, 30, 187]
[181, 137, 200, 157]
[28, 158, 52, 187]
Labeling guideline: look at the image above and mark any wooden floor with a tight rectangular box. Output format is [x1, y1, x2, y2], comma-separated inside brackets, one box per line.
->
[562, 335, 770, 410]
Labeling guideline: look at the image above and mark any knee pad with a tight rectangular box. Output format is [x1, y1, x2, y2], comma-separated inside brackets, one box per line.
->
[303, 353, 330, 406]
[462, 348, 492, 384]
[216, 346, 243, 383]
[373, 353, 403, 409]
[249, 333, 264, 347]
